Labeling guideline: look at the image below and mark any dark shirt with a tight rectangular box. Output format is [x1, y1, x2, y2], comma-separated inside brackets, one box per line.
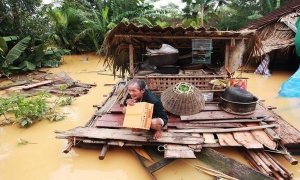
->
[125, 89, 168, 126]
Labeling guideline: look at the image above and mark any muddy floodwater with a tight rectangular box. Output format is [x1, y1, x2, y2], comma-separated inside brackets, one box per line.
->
[0, 54, 300, 180]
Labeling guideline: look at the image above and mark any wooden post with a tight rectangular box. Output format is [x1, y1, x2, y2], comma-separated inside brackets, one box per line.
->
[129, 44, 134, 78]
[225, 42, 230, 77]
[99, 144, 108, 160]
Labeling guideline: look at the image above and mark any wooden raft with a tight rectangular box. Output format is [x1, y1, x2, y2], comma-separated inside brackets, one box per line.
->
[92, 103, 279, 151]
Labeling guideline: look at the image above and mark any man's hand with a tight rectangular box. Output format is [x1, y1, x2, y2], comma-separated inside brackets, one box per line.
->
[126, 99, 136, 106]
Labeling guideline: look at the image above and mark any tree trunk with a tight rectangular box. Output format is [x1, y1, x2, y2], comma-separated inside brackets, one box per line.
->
[201, 3, 204, 27]
[11, 1, 22, 34]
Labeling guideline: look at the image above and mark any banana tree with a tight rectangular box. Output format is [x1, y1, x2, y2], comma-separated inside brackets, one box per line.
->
[0, 36, 31, 74]
[0, 36, 70, 77]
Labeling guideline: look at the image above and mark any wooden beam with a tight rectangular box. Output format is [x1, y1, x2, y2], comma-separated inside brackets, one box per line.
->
[167, 124, 279, 133]
[196, 148, 274, 180]
[22, 80, 53, 89]
[130, 148, 157, 180]
[147, 158, 176, 173]
[56, 127, 204, 145]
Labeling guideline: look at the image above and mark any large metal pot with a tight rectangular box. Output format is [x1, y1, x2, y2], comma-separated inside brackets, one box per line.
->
[222, 87, 254, 103]
[220, 96, 259, 115]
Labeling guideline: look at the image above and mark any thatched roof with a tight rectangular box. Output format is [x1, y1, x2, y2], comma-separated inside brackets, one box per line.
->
[102, 22, 260, 76]
[240, 0, 300, 31]
[240, 0, 300, 54]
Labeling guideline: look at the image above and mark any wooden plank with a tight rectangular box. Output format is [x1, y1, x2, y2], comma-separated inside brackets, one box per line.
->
[130, 148, 157, 180]
[167, 124, 279, 133]
[232, 130, 263, 149]
[94, 120, 123, 128]
[147, 158, 176, 174]
[189, 118, 273, 124]
[200, 104, 222, 111]
[246, 123, 277, 150]
[203, 133, 217, 144]
[164, 144, 196, 158]
[167, 122, 241, 128]
[181, 109, 268, 121]
[95, 113, 124, 122]
[56, 127, 204, 145]
[22, 80, 53, 89]
[216, 133, 242, 146]
[196, 148, 274, 180]
[1, 81, 29, 90]
[108, 104, 124, 113]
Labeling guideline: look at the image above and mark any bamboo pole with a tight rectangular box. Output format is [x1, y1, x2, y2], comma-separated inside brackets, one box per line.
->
[248, 150, 273, 175]
[243, 151, 268, 175]
[259, 150, 288, 178]
[265, 152, 294, 179]
[256, 151, 273, 169]
[272, 171, 284, 180]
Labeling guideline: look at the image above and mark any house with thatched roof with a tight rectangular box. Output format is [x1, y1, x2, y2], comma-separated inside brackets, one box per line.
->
[240, 0, 300, 70]
[101, 22, 265, 97]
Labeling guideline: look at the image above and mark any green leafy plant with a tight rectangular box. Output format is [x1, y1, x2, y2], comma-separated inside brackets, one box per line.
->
[12, 91, 51, 127]
[17, 138, 36, 146]
[58, 96, 74, 106]
[17, 138, 29, 146]
[0, 95, 16, 125]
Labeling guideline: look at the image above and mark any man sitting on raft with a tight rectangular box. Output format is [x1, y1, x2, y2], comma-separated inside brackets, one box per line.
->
[122, 78, 168, 139]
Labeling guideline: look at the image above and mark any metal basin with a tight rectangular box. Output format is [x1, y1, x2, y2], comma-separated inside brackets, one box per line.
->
[220, 96, 259, 115]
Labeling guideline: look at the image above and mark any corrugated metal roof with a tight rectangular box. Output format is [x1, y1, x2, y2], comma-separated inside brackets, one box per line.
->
[240, 0, 300, 30]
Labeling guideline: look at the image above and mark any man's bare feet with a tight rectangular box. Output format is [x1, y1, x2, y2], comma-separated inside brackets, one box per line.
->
[153, 130, 162, 139]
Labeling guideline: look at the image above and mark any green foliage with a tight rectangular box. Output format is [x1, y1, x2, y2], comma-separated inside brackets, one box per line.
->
[17, 138, 29, 146]
[4, 36, 31, 64]
[12, 91, 51, 127]
[0, 36, 70, 76]
[0, 87, 74, 127]
[0, 95, 16, 124]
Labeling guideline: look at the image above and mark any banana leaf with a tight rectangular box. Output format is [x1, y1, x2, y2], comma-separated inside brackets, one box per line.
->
[5, 36, 31, 64]
[18, 61, 36, 71]
[34, 44, 47, 62]
[3, 36, 19, 42]
[0, 37, 8, 53]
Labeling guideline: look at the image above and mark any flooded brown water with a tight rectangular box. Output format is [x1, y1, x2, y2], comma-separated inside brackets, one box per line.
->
[0, 54, 299, 180]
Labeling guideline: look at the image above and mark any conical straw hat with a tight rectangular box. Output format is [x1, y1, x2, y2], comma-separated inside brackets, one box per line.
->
[161, 82, 205, 116]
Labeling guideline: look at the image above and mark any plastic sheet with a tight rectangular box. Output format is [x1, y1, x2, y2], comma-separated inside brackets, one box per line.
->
[278, 67, 300, 98]
[146, 44, 178, 54]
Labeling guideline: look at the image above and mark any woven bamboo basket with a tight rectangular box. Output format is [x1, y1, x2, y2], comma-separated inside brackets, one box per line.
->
[161, 82, 205, 116]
